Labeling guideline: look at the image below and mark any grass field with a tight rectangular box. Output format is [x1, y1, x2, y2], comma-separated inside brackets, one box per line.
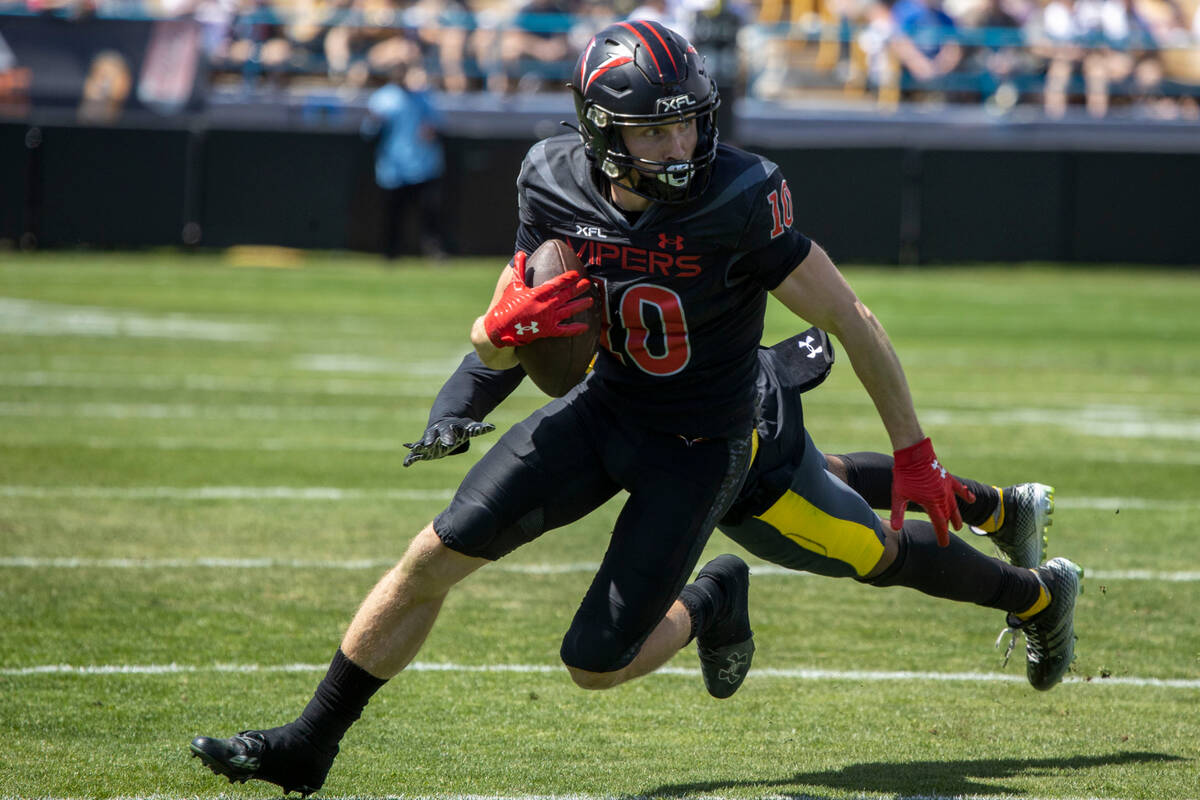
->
[1, 251, 1198, 800]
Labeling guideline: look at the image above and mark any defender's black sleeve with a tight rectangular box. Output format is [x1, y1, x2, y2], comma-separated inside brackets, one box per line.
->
[426, 352, 527, 429]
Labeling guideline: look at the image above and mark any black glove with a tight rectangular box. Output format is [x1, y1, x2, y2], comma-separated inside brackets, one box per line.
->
[403, 417, 496, 467]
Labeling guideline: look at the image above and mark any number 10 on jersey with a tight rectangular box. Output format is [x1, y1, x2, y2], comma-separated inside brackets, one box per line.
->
[595, 277, 692, 376]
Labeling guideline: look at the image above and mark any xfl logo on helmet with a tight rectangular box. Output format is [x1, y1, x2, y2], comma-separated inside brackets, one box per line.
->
[656, 93, 697, 113]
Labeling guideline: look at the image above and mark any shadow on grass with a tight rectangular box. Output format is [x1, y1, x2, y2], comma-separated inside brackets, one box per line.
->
[641, 751, 1187, 798]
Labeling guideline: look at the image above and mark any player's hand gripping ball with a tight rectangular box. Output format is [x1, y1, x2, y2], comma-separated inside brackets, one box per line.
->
[511, 240, 601, 397]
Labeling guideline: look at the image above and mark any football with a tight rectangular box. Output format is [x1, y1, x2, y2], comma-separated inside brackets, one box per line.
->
[516, 239, 601, 397]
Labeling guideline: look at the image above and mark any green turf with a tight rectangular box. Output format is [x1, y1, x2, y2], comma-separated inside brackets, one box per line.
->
[1, 251, 1198, 800]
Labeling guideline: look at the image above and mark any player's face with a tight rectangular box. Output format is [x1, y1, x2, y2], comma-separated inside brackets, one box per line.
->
[608, 118, 700, 211]
[620, 118, 699, 164]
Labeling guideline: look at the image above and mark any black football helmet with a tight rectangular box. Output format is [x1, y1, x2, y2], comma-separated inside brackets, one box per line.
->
[569, 20, 720, 204]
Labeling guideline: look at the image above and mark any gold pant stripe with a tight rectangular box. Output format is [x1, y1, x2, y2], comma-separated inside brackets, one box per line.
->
[757, 490, 884, 577]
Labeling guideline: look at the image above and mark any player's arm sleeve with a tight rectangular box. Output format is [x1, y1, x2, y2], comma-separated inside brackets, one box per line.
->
[513, 220, 544, 260]
[732, 165, 813, 291]
[514, 159, 549, 257]
[426, 352, 527, 430]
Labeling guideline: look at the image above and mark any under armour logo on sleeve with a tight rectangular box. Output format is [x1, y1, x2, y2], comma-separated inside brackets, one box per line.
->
[797, 335, 824, 359]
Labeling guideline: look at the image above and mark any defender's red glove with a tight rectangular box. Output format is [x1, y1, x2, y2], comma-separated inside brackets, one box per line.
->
[890, 437, 975, 546]
[484, 252, 595, 348]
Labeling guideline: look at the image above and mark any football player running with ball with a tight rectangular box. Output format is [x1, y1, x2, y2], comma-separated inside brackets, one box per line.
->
[190, 21, 1080, 796]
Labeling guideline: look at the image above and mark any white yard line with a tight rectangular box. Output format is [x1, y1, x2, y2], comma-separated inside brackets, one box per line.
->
[2, 661, 1197, 689]
[3, 485, 1198, 512]
[0, 371, 435, 397]
[0, 555, 1196, 583]
[0, 298, 269, 341]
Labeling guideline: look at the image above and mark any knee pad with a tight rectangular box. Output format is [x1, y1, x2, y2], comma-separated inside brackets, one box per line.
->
[559, 619, 641, 675]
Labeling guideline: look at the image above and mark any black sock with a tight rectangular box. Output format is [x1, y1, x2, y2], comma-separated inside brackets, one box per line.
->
[836, 451, 893, 509]
[867, 520, 1042, 613]
[290, 649, 387, 753]
[836, 452, 1000, 527]
[954, 478, 1001, 528]
[678, 574, 725, 642]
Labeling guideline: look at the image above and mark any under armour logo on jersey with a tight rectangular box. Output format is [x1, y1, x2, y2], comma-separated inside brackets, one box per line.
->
[930, 459, 948, 479]
[515, 321, 539, 336]
[718, 651, 750, 684]
[658, 233, 685, 251]
[797, 335, 824, 359]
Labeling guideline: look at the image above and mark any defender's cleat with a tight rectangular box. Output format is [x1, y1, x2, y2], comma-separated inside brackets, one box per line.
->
[190, 729, 329, 797]
[997, 557, 1084, 691]
[974, 483, 1054, 569]
[695, 554, 755, 699]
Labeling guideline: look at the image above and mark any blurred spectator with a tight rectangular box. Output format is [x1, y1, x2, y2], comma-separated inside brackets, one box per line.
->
[1037, 0, 1164, 116]
[192, 0, 240, 58]
[77, 49, 132, 122]
[1132, 0, 1197, 117]
[958, 0, 1039, 110]
[1035, 0, 1085, 115]
[222, 0, 296, 85]
[362, 62, 447, 258]
[408, 0, 475, 92]
[326, 0, 421, 90]
[689, 0, 749, 140]
[627, 0, 693, 38]
[475, 0, 575, 93]
[856, 0, 902, 98]
[0, 31, 32, 118]
[569, 0, 620, 54]
[887, 0, 965, 95]
[1158, 0, 1200, 116]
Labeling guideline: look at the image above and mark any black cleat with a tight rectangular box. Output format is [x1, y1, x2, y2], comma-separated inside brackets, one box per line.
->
[694, 554, 755, 699]
[190, 729, 331, 796]
[996, 557, 1084, 691]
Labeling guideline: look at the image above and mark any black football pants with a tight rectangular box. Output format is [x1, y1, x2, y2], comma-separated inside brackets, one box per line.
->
[434, 381, 754, 673]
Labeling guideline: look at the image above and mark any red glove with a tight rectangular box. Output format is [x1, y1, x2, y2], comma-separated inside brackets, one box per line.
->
[890, 437, 975, 547]
[484, 252, 595, 348]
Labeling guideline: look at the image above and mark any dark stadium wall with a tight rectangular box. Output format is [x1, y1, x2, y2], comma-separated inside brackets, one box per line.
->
[199, 129, 364, 250]
[0, 123, 26, 245]
[2, 121, 1198, 265]
[34, 125, 190, 247]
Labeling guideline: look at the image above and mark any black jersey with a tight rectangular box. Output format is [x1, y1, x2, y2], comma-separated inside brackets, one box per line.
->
[514, 134, 812, 438]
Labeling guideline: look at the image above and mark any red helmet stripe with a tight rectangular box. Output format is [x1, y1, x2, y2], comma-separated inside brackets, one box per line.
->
[640, 20, 679, 77]
[579, 37, 596, 86]
[585, 54, 634, 90]
[617, 21, 662, 79]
